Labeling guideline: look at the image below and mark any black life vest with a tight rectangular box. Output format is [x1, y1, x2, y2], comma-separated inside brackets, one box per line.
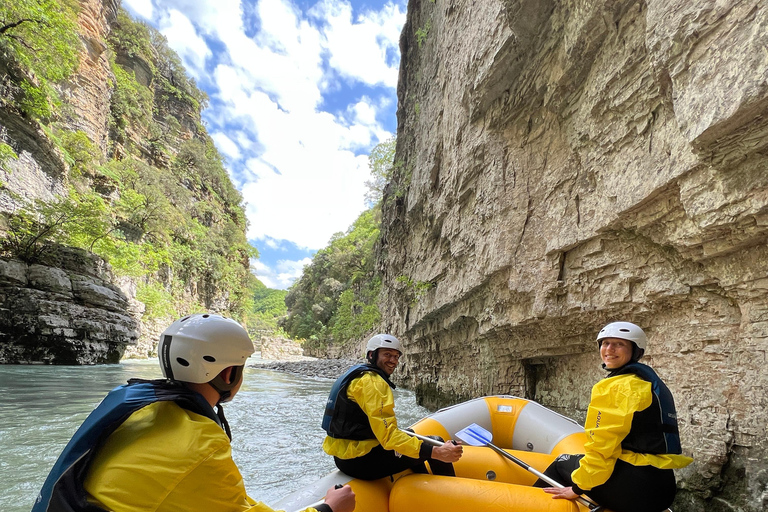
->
[609, 362, 682, 455]
[322, 364, 395, 440]
[33, 379, 220, 512]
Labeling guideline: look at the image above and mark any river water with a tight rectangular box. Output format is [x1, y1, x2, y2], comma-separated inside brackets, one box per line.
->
[0, 357, 430, 512]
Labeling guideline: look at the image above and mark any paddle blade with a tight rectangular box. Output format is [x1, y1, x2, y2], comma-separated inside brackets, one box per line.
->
[455, 423, 493, 446]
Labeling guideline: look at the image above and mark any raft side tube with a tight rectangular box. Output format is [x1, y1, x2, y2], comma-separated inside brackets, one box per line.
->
[408, 396, 494, 439]
[512, 400, 583, 454]
[390, 474, 584, 512]
[270, 470, 353, 512]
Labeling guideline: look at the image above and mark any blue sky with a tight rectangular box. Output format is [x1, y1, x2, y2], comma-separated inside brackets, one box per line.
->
[122, 0, 406, 289]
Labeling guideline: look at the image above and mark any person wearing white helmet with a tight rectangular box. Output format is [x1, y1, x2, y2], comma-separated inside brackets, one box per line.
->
[34, 313, 354, 512]
[535, 322, 692, 512]
[322, 333, 463, 480]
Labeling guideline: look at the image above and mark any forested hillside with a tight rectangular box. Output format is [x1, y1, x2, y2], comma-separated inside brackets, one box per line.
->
[0, 1, 273, 360]
[282, 137, 395, 353]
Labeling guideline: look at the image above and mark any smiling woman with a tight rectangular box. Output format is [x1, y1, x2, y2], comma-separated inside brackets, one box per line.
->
[121, 0, 406, 288]
[534, 322, 692, 512]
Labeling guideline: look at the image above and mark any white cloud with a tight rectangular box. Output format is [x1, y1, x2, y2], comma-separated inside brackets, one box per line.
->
[123, 0, 154, 20]
[211, 132, 242, 162]
[312, 0, 404, 87]
[138, 0, 405, 257]
[252, 257, 312, 289]
[157, 10, 212, 80]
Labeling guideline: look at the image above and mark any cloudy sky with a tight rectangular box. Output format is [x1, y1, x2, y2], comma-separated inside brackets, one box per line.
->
[122, 0, 406, 289]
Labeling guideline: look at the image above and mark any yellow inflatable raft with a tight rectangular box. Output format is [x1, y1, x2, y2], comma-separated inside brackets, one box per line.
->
[275, 395, 612, 512]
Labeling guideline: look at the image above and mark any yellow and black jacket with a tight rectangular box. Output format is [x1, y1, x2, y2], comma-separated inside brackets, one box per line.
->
[34, 379, 322, 512]
[571, 363, 693, 493]
[322, 365, 426, 460]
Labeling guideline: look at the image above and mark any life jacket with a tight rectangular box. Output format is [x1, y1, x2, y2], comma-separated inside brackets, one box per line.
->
[609, 362, 682, 455]
[33, 379, 221, 512]
[322, 364, 395, 440]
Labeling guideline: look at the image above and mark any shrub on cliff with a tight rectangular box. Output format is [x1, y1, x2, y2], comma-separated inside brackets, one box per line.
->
[0, 0, 80, 120]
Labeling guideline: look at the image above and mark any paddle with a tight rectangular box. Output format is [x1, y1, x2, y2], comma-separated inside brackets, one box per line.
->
[400, 429, 447, 446]
[454, 423, 603, 511]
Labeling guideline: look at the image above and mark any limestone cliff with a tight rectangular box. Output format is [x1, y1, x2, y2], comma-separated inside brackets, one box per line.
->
[0, 0, 252, 363]
[380, 0, 768, 510]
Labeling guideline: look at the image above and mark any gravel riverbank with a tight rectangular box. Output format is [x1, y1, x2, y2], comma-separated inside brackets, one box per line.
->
[250, 358, 361, 380]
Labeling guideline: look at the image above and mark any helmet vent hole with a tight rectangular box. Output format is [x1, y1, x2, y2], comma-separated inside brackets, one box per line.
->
[180, 316, 190, 322]
[202, 314, 210, 318]
[203, 355, 216, 362]
[176, 357, 190, 367]
[619, 328, 630, 332]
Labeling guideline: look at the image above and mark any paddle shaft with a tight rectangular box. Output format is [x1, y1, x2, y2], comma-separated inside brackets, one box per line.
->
[484, 442, 600, 510]
[401, 430, 445, 446]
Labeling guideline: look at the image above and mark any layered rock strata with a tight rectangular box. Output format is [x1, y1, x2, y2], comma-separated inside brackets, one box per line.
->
[0, 248, 138, 364]
[380, 1, 768, 510]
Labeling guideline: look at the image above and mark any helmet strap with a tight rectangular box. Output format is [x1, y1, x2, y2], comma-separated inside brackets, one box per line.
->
[215, 404, 232, 440]
[209, 365, 245, 404]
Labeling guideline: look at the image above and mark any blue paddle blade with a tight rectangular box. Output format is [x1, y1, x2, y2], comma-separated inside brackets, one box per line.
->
[455, 423, 493, 446]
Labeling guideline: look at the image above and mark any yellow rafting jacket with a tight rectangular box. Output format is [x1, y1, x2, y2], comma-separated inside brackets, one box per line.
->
[83, 401, 318, 512]
[322, 372, 422, 460]
[571, 373, 693, 492]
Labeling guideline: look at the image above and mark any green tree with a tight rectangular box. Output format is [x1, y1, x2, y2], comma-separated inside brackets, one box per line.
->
[0, 142, 18, 170]
[283, 208, 381, 345]
[243, 279, 288, 333]
[0, 190, 111, 262]
[0, 0, 80, 119]
[364, 136, 396, 205]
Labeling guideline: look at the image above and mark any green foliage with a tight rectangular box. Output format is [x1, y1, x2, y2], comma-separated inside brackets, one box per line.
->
[389, 160, 411, 200]
[395, 275, 434, 305]
[364, 136, 396, 206]
[415, 20, 431, 48]
[109, 61, 153, 143]
[244, 279, 288, 334]
[173, 138, 242, 206]
[331, 277, 381, 342]
[0, 189, 111, 262]
[0, 142, 18, 170]
[0, 0, 80, 119]
[149, 28, 208, 111]
[107, 10, 154, 63]
[136, 281, 177, 320]
[1, 5, 258, 322]
[283, 208, 381, 345]
[59, 130, 101, 177]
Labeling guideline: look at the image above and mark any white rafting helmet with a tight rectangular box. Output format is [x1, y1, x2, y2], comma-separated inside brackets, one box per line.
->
[597, 321, 647, 362]
[159, 313, 254, 384]
[365, 333, 402, 361]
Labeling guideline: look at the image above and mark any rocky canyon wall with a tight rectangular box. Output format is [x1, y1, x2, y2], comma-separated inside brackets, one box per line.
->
[0, 249, 139, 364]
[379, 0, 768, 510]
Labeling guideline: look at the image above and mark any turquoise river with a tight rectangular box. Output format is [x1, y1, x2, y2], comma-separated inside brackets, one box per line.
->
[0, 356, 429, 512]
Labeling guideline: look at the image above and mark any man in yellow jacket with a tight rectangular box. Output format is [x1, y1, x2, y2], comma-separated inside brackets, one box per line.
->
[536, 321, 693, 512]
[34, 313, 355, 512]
[322, 333, 462, 480]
